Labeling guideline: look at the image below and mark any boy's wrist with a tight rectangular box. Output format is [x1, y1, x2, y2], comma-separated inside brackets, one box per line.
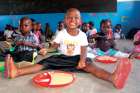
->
[38, 44, 44, 49]
[80, 58, 86, 62]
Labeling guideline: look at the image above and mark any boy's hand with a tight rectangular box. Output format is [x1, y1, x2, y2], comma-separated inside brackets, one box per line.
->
[38, 48, 47, 56]
[77, 60, 86, 69]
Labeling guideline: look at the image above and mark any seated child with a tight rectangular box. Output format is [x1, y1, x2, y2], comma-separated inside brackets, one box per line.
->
[32, 22, 45, 44]
[91, 36, 129, 58]
[130, 30, 140, 58]
[87, 19, 129, 58]
[5, 8, 132, 89]
[7, 17, 46, 62]
[114, 24, 122, 40]
[32, 22, 42, 43]
[98, 19, 113, 40]
[86, 21, 97, 44]
[4, 25, 14, 42]
[133, 30, 140, 52]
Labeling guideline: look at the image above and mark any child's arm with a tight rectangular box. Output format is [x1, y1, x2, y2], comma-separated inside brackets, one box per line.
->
[17, 41, 47, 56]
[77, 46, 87, 69]
[16, 41, 42, 49]
[49, 42, 60, 49]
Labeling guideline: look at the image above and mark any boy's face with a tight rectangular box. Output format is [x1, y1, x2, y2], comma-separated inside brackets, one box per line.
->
[64, 10, 81, 30]
[58, 23, 65, 30]
[33, 24, 37, 31]
[36, 24, 41, 30]
[101, 21, 112, 34]
[20, 19, 32, 34]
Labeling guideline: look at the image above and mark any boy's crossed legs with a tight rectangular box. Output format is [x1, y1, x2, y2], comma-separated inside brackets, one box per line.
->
[4, 54, 132, 89]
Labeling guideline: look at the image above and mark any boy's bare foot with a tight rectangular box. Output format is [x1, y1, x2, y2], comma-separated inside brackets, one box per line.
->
[112, 58, 132, 89]
[9, 57, 18, 78]
[77, 61, 86, 69]
[4, 54, 11, 78]
[4, 55, 18, 78]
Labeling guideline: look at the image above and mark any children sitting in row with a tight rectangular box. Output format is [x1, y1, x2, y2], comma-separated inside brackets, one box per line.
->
[5, 8, 132, 89]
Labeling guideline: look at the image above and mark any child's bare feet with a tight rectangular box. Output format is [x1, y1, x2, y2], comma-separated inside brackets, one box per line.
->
[112, 58, 132, 89]
[9, 57, 18, 78]
[4, 55, 18, 78]
[77, 60, 86, 69]
[4, 54, 11, 78]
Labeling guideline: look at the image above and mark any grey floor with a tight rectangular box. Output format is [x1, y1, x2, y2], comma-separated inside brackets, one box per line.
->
[0, 39, 140, 93]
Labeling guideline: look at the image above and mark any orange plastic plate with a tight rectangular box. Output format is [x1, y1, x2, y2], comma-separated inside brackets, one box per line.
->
[95, 56, 117, 64]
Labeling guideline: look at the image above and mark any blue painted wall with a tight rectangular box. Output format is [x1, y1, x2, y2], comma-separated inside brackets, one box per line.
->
[0, 1, 140, 35]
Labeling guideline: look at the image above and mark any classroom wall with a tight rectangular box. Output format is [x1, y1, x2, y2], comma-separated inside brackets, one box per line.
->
[0, 1, 140, 35]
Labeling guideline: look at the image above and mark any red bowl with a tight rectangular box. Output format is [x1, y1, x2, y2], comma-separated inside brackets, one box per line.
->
[95, 56, 117, 64]
[32, 72, 51, 87]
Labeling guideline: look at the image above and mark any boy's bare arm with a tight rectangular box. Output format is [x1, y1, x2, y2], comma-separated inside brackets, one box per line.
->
[80, 46, 87, 61]
[16, 41, 42, 49]
[77, 46, 87, 69]
[49, 42, 60, 49]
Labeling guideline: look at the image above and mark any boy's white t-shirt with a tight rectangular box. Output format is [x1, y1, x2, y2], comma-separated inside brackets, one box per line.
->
[53, 29, 88, 56]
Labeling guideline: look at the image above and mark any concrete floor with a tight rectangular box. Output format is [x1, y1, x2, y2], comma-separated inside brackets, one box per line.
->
[0, 39, 140, 93]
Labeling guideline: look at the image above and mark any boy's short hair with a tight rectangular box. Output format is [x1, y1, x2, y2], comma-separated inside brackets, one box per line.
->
[100, 19, 111, 28]
[88, 21, 94, 29]
[20, 16, 32, 25]
[65, 8, 81, 18]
